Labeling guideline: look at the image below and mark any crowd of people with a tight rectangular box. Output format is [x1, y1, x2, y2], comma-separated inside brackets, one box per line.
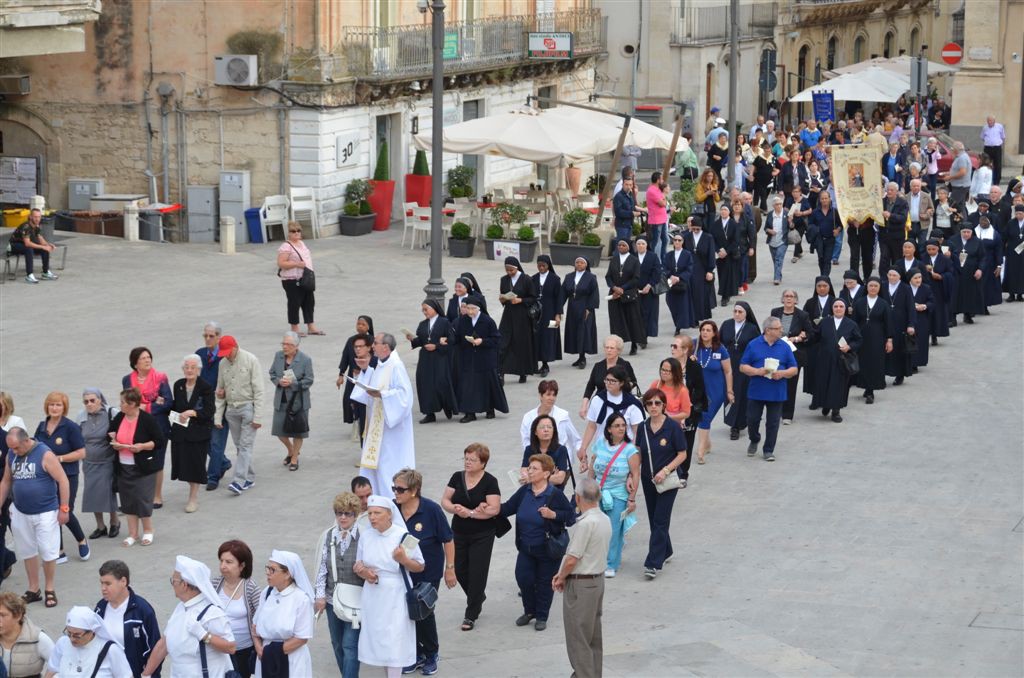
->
[0, 98, 1020, 677]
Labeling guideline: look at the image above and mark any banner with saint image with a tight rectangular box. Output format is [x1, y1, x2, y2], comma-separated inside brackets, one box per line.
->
[831, 144, 885, 227]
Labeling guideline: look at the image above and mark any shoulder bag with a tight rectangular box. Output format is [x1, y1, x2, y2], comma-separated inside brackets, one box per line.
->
[282, 390, 308, 435]
[542, 489, 570, 561]
[398, 537, 438, 622]
[597, 442, 629, 511]
[280, 242, 316, 291]
[329, 531, 364, 628]
[89, 640, 115, 678]
[653, 273, 670, 296]
[527, 298, 544, 322]
[197, 603, 243, 678]
[643, 424, 684, 493]
[839, 350, 860, 376]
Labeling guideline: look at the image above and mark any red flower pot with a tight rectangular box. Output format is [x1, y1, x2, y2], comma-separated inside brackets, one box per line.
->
[368, 180, 396, 231]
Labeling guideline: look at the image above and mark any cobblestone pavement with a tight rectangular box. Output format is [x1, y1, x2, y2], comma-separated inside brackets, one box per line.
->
[1, 227, 1021, 676]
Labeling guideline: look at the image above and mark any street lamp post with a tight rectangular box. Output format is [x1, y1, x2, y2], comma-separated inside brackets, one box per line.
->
[423, 0, 448, 301]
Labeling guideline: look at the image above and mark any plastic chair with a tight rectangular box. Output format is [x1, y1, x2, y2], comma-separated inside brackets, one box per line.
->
[401, 201, 419, 248]
[411, 207, 432, 249]
[524, 213, 546, 252]
[289, 187, 320, 238]
[260, 195, 290, 242]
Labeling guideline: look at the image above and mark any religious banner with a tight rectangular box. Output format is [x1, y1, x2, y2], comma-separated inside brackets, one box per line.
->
[831, 143, 885, 227]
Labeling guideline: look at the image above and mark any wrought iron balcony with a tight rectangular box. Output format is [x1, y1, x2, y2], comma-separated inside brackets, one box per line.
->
[670, 2, 777, 46]
[340, 9, 606, 81]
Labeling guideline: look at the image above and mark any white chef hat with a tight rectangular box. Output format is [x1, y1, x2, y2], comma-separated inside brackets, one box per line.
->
[65, 606, 116, 645]
[367, 494, 394, 511]
[268, 550, 314, 603]
[175, 555, 222, 608]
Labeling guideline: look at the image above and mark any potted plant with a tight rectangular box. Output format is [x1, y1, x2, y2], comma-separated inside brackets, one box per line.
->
[405, 149, 431, 207]
[511, 224, 538, 262]
[446, 165, 476, 201]
[584, 173, 606, 196]
[448, 221, 476, 258]
[482, 223, 506, 261]
[671, 178, 697, 220]
[367, 142, 396, 230]
[480, 202, 530, 260]
[550, 207, 602, 267]
[339, 178, 375, 236]
[565, 162, 582, 196]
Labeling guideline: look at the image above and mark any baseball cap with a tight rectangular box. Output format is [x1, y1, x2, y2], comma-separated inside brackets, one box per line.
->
[710, 106, 720, 113]
[218, 335, 238, 353]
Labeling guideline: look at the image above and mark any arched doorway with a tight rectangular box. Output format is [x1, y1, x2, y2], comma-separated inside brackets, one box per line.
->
[797, 44, 810, 122]
[0, 112, 60, 209]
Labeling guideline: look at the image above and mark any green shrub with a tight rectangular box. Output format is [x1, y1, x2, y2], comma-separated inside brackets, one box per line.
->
[343, 203, 360, 217]
[413, 149, 429, 176]
[581, 233, 602, 247]
[516, 226, 535, 241]
[631, 221, 643, 236]
[553, 229, 570, 244]
[489, 202, 528, 229]
[669, 211, 686, 225]
[584, 174, 606, 195]
[671, 179, 696, 217]
[359, 199, 372, 215]
[485, 224, 505, 239]
[562, 207, 594, 243]
[447, 165, 475, 198]
[450, 222, 472, 239]
[373, 142, 390, 181]
[344, 179, 372, 205]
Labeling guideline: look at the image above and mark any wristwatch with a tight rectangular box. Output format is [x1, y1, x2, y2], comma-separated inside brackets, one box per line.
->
[445, 563, 455, 570]
[203, 632, 213, 645]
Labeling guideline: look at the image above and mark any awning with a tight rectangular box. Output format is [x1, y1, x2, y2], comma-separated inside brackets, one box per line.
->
[789, 67, 910, 103]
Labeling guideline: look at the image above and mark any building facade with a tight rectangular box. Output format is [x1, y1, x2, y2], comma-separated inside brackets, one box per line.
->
[0, 0, 605, 236]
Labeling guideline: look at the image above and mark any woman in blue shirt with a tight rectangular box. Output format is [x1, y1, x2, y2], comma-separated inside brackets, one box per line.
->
[694, 320, 733, 465]
[500, 455, 575, 631]
[519, 414, 571, 491]
[34, 391, 88, 562]
[587, 413, 640, 578]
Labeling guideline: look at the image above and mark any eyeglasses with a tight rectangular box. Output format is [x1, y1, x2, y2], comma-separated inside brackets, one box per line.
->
[265, 565, 282, 574]
[644, 401, 664, 407]
[82, 398, 97, 404]
[391, 486, 410, 495]
[602, 378, 621, 384]
[288, 229, 302, 233]
[334, 511, 357, 518]
[169, 578, 184, 587]
[63, 627, 93, 641]
[670, 343, 681, 349]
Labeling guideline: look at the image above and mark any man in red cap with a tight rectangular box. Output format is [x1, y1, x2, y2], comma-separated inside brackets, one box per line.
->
[213, 336, 265, 496]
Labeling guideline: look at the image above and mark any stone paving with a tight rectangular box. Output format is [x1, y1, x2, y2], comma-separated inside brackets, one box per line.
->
[1, 226, 1021, 677]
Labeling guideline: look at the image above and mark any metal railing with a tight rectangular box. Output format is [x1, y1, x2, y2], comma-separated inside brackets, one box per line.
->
[340, 9, 606, 80]
[670, 2, 777, 46]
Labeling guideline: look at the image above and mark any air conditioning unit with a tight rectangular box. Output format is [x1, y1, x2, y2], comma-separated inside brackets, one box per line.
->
[214, 55, 258, 86]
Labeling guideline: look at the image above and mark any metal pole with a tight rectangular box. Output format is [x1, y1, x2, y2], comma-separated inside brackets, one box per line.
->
[594, 116, 632, 234]
[424, 0, 448, 301]
[727, 0, 738, 189]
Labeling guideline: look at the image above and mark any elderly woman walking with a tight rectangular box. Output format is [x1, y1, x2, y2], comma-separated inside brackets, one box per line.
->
[77, 388, 120, 539]
[314, 492, 363, 677]
[270, 331, 314, 471]
[170, 354, 215, 514]
[276, 220, 323, 336]
[45, 606, 133, 677]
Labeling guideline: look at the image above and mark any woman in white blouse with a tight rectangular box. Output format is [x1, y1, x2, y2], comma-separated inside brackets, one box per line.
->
[252, 550, 314, 677]
[142, 555, 236, 678]
[519, 379, 581, 459]
[45, 606, 132, 678]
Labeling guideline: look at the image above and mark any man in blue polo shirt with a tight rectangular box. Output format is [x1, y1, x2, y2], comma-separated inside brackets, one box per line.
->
[740, 317, 799, 462]
[196, 321, 231, 490]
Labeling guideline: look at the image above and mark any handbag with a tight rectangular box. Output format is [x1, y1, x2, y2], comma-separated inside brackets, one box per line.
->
[281, 242, 316, 291]
[527, 298, 543, 322]
[787, 228, 802, 245]
[541, 489, 570, 561]
[643, 425, 685, 494]
[329, 534, 363, 627]
[839, 350, 860, 376]
[282, 390, 308, 435]
[653, 273, 670, 296]
[597, 442, 629, 510]
[904, 331, 918, 353]
[621, 288, 639, 303]
[398, 541, 438, 622]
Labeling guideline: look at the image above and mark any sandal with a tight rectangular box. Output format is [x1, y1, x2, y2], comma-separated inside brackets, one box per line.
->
[122, 536, 136, 547]
[461, 619, 475, 631]
[288, 462, 299, 471]
[283, 456, 291, 466]
[21, 590, 42, 604]
[44, 590, 58, 608]
[697, 457, 706, 465]
[308, 329, 326, 336]
[141, 533, 154, 546]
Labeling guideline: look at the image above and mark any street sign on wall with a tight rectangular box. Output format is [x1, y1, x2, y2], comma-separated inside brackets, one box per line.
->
[528, 32, 573, 59]
[941, 42, 963, 65]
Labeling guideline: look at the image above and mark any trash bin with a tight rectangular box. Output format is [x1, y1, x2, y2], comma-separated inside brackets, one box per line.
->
[245, 208, 263, 244]
[39, 214, 55, 242]
[2, 209, 29, 229]
[55, 211, 75, 232]
[139, 211, 163, 242]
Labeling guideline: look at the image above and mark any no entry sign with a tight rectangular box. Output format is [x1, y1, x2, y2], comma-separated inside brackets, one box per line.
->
[941, 42, 963, 65]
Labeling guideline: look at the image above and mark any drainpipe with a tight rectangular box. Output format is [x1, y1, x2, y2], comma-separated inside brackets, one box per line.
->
[156, 81, 175, 204]
[278, 107, 287, 195]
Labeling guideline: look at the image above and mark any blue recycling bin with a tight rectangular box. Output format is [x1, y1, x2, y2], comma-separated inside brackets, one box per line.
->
[245, 208, 263, 244]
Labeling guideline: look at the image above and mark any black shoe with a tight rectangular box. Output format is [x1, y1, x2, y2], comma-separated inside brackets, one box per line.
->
[931, 337, 938, 346]
[746, 442, 757, 457]
[459, 414, 477, 423]
[865, 394, 874, 405]
[206, 481, 219, 491]
[88, 527, 108, 540]
[720, 297, 731, 307]
[577, 358, 587, 369]
[539, 365, 549, 377]
[570, 358, 583, 368]
[515, 613, 535, 627]
[534, 620, 547, 631]
[419, 414, 436, 424]
[729, 428, 739, 440]
[822, 409, 830, 417]
[894, 376, 904, 386]
[831, 412, 843, 423]
[485, 410, 496, 419]
[518, 375, 527, 384]
[964, 315, 974, 324]
[629, 344, 638, 356]
[949, 319, 958, 327]
[640, 343, 647, 350]
[443, 409, 453, 420]
[107, 523, 120, 539]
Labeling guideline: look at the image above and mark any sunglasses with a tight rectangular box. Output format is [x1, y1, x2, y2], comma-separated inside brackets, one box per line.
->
[335, 511, 357, 518]
[391, 486, 410, 495]
[82, 398, 98, 404]
[644, 401, 664, 407]
[288, 229, 302, 233]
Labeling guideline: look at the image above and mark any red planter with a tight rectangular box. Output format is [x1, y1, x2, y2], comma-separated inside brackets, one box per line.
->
[368, 180, 395, 231]
[404, 174, 432, 207]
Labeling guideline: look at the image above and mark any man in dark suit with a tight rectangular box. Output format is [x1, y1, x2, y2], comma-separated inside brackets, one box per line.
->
[880, 181, 909, 273]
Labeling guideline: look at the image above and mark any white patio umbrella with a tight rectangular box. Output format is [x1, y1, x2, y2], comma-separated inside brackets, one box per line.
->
[789, 66, 910, 103]
[541, 105, 678, 150]
[826, 55, 958, 78]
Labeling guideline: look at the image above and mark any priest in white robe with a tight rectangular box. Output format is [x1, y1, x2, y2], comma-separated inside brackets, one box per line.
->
[351, 332, 415, 499]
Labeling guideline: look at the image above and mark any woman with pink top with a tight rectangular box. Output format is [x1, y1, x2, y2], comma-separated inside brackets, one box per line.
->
[276, 221, 323, 337]
[645, 171, 670, 259]
[121, 346, 171, 508]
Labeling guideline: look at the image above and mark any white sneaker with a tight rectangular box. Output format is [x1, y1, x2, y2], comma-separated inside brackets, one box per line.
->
[25, 274, 39, 284]
[40, 270, 58, 280]
[782, 419, 793, 425]
[603, 569, 616, 578]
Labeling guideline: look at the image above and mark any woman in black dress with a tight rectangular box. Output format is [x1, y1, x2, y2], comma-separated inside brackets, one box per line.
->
[853, 277, 893, 404]
[881, 268, 917, 386]
[684, 217, 718, 324]
[406, 299, 458, 424]
[532, 255, 563, 378]
[800, 277, 835, 404]
[769, 289, 813, 424]
[498, 257, 537, 383]
[560, 257, 600, 369]
[920, 240, 955, 341]
[907, 269, 934, 369]
[454, 296, 509, 423]
[808, 299, 863, 423]
[669, 335, 705, 487]
[170, 355, 214, 513]
[948, 225, 986, 324]
[446, 278, 473, 324]
[634, 237, 662, 339]
[605, 239, 647, 355]
[336, 315, 374, 439]
[721, 301, 760, 439]
[459, 272, 488, 315]
[578, 335, 638, 420]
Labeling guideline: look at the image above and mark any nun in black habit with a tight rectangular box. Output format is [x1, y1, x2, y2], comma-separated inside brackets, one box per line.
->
[919, 239, 955, 339]
[560, 256, 600, 368]
[838, 269, 866, 317]
[498, 256, 538, 382]
[454, 295, 509, 422]
[446, 277, 474, 324]
[337, 315, 375, 433]
[532, 255, 563, 377]
[799, 277, 836, 402]
[406, 299, 458, 423]
[973, 214, 1004, 309]
[684, 216, 718, 323]
[605, 238, 647, 355]
[1002, 204, 1024, 302]
[721, 301, 761, 439]
[662, 234, 695, 331]
[808, 298, 863, 423]
[881, 267, 917, 384]
[634, 237, 662, 338]
[907, 269, 934, 368]
[947, 224, 986, 323]
[852, 276, 893, 404]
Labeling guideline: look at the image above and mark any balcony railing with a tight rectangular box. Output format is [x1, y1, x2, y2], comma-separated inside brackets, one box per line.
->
[340, 9, 606, 80]
[670, 2, 777, 46]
